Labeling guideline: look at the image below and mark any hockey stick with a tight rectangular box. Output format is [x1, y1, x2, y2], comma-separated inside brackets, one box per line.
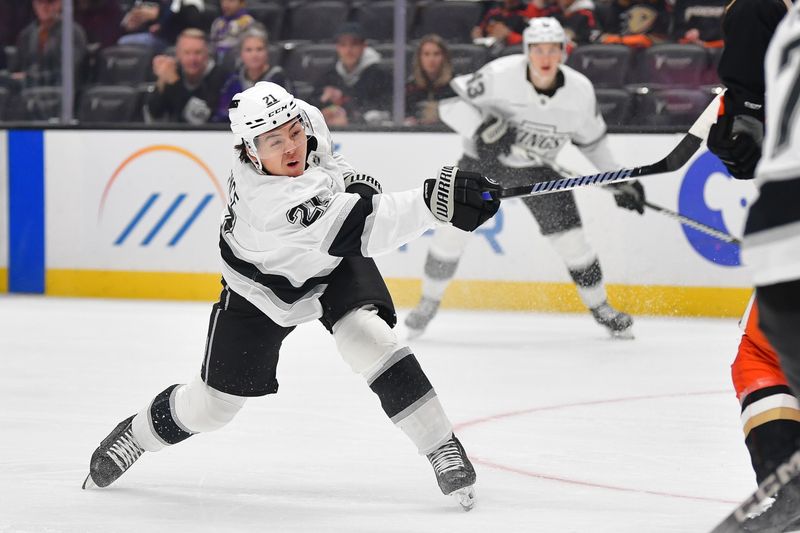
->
[505, 140, 741, 245]
[483, 94, 721, 200]
[642, 201, 741, 245]
[709, 449, 800, 532]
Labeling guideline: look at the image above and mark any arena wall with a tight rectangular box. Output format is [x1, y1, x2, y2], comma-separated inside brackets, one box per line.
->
[3, 129, 756, 316]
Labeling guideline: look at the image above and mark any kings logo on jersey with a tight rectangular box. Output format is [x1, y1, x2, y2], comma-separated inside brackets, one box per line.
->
[513, 121, 571, 160]
[678, 150, 758, 267]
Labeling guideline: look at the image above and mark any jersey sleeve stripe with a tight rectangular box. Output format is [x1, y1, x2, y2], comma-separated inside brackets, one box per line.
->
[320, 193, 359, 254]
[360, 195, 381, 257]
[326, 195, 376, 257]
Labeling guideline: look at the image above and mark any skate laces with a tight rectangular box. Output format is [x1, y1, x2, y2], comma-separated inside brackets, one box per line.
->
[106, 428, 144, 471]
[428, 438, 465, 475]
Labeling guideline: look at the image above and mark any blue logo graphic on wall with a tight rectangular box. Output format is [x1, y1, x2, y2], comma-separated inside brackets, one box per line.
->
[678, 151, 742, 266]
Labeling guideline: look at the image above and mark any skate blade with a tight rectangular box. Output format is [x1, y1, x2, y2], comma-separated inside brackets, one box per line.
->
[82, 474, 98, 490]
[451, 486, 476, 512]
[610, 327, 635, 340]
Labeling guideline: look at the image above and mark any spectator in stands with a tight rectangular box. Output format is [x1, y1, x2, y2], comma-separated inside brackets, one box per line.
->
[405, 35, 456, 125]
[600, 0, 670, 48]
[75, 0, 124, 49]
[312, 22, 390, 126]
[13, 0, 88, 87]
[671, 0, 725, 47]
[210, 0, 255, 63]
[0, 0, 34, 48]
[556, 0, 599, 46]
[145, 28, 226, 124]
[214, 25, 291, 121]
[119, 0, 204, 52]
[471, 0, 533, 49]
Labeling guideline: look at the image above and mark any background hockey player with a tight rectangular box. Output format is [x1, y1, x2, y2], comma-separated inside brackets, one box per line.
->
[405, 17, 645, 340]
[81, 82, 501, 511]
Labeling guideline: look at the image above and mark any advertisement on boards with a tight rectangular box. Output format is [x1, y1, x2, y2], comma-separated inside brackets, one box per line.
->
[0, 130, 7, 291]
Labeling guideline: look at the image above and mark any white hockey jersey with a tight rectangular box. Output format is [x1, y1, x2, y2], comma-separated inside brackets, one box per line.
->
[743, 1, 800, 286]
[756, 2, 800, 184]
[220, 100, 438, 327]
[442, 54, 619, 172]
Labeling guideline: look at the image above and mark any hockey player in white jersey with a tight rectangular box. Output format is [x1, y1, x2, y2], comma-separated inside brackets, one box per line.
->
[81, 82, 501, 510]
[405, 17, 645, 339]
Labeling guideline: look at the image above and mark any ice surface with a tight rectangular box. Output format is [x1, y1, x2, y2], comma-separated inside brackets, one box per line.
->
[0, 295, 755, 532]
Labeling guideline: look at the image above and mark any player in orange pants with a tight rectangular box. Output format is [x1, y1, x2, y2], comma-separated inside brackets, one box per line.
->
[732, 294, 800, 484]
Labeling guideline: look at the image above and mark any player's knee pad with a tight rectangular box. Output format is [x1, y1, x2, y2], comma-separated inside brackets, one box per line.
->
[429, 224, 471, 263]
[332, 306, 401, 377]
[547, 228, 597, 271]
[173, 374, 247, 434]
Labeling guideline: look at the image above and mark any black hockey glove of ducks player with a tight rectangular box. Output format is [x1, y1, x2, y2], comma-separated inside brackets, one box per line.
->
[474, 115, 516, 161]
[344, 173, 382, 198]
[707, 97, 763, 180]
[424, 166, 501, 232]
[605, 180, 646, 214]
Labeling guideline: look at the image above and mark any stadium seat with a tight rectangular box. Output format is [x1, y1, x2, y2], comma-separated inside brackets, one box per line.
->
[352, 1, 414, 42]
[566, 44, 632, 88]
[4, 45, 18, 72]
[248, 3, 285, 42]
[284, 1, 350, 42]
[640, 44, 709, 87]
[449, 44, 490, 75]
[78, 85, 141, 123]
[594, 88, 632, 126]
[373, 43, 414, 67]
[0, 87, 9, 121]
[96, 45, 155, 85]
[636, 88, 715, 127]
[20, 86, 62, 121]
[415, 2, 483, 43]
[283, 44, 338, 85]
[703, 46, 723, 85]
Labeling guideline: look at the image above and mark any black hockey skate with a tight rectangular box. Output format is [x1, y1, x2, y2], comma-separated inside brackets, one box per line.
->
[404, 297, 441, 339]
[590, 302, 634, 339]
[426, 435, 476, 511]
[82, 415, 145, 489]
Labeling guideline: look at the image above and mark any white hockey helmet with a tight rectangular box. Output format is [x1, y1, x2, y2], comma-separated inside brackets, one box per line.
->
[229, 81, 312, 172]
[523, 17, 567, 59]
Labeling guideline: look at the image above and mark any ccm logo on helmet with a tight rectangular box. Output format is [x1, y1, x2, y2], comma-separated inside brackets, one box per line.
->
[268, 103, 290, 117]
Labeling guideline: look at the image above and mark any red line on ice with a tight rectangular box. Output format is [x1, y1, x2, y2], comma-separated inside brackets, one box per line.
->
[455, 390, 739, 504]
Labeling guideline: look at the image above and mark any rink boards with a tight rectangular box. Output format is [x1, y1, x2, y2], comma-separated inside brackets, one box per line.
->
[0, 129, 756, 316]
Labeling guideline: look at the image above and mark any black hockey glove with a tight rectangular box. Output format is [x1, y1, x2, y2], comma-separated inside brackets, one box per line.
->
[344, 173, 382, 198]
[605, 180, 645, 215]
[423, 166, 501, 232]
[474, 115, 516, 161]
[707, 112, 763, 180]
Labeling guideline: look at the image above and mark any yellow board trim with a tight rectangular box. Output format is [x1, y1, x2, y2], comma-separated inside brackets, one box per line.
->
[743, 407, 800, 437]
[0, 268, 7, 293]
[46, 269, 751, 317]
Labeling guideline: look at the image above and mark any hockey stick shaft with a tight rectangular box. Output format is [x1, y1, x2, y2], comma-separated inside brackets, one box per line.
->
[643, 201, 741, 245]
[483, 95, 721, 200]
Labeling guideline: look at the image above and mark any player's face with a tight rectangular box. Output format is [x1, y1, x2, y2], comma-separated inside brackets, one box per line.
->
[420, 42, 445, 79]
[255, 119, 308, 177]
[528, 42, 562, 84]
[240, 36, 268, 73]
